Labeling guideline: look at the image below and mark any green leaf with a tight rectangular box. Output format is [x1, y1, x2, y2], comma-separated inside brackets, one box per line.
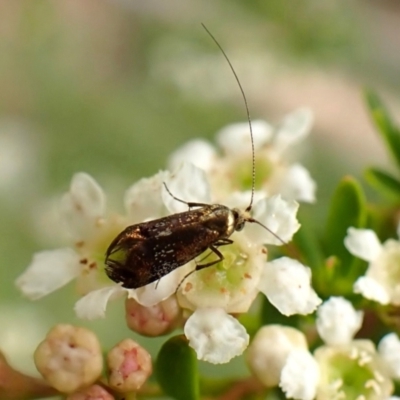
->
[323, 176, 367, 268]
[156, 335, 199, 400]
[365, 89, 400, 170]
[365, 167, 400, 200]
[292, 210, 324, 270]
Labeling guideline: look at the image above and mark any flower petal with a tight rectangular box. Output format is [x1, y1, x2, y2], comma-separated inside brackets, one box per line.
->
[16, 248, 81, 300]
[353, 276, 390, 305]
[184, 307, 249, 364]
[162, 162, 211, 213]
[280, 349, 320, 400]
[246, 325, 308, 387]
[168, 139, 217, 172]
[276, 163, 316, 203]
[124, 170, 168, 222]
[258, 257, 322, 316]
[74, 285, 130, 320]
[274, 108, 313, 153]
[344, 228, 382, 262]
[246, 195, 300, 245]
[59, 173, 106, 241]
[134, 268, 182, 307]
[216, 120, 273, 155]
[316, 297, 363, 346]
[378, 333, 400, 379]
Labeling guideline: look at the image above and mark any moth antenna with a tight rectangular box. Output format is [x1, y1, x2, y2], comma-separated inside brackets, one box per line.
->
[162, 182, 189, 205]
[247, 218, 288, 246]
[201, 23, 256, 213]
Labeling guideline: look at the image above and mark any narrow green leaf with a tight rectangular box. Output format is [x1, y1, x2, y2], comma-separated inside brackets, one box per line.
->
[156, 335, 199, 400]
[323, 176, 367, 268]
[365, 89, 400, 170]
[365, 167, 400, 200]
[292, 210, 324, 270]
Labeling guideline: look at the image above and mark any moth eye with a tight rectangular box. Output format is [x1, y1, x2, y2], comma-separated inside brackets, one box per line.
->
[235, 221, 245, 232]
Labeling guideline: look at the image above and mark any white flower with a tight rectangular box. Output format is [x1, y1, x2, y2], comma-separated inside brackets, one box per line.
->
[184, 307, 249, 364]
[315, 340, 393, 400]
[168, 139, 217, 172]
[316, 297, 363, 346]
[246, 325, 308, 387]
[257, 257, 322, 316]
[345, 227, 400, 305]
[378, 333, 400, 380]
[280, 349, 320, 400]
[250, 298, 396, 400]
[16, 173, 125, 300]
[168, 109, 316, 203]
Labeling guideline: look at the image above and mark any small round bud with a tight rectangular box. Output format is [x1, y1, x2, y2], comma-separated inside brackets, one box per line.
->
[34, 324, 103, 393]
[107, 339, 152, 392]
[246, 325, 308, 387]
[125, 296, 182, 337]
[66, 384, 114, 400]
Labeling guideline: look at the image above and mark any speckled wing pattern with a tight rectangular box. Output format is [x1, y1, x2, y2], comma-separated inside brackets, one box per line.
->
[105, 205, 231, 288]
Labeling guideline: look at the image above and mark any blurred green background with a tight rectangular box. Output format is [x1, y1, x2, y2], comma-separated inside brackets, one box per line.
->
[1, 0, 399, 382]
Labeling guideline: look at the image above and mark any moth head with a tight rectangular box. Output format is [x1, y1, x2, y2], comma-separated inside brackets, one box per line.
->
[232, 208, 251, 232]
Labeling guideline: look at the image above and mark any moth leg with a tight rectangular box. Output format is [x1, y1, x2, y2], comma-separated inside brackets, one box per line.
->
[162, 182, 211, 210]
[175, 241, 233, 292]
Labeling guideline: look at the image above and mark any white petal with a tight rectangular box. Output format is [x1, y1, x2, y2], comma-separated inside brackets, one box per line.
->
[353, 276, 390, 304]
[184, 308, 249, 364]
[274, 108, 313, 152]
[162, 162, 211, 213]
[276, 164, 316, 203]
[378, 333, 400, 379]
[134, 268, 182, 307]
[124, 170, 168, 222]
[59, 173, 106, 241]
[216, 120, 273, 155]
[258, 257, 322, 316]
[223, 190, 267, 210]
[247, 195, 300, 245]
[168, 139, 217, 172]
[280, 349, 319, 400]
[74, 285, 129, 320]
[16, 248, 81, 300]
[246, 325, 308, 387]
[344, 228, 382, 262]
[316, 297, 363, 346]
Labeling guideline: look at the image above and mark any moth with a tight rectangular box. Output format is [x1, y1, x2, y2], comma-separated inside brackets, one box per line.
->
[105, 24, 282, 289]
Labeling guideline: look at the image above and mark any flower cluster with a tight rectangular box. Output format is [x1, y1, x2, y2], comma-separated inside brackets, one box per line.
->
[16, 111, 320, 367]
[345, 225, 400, 306]
[247, 297, 398, 400]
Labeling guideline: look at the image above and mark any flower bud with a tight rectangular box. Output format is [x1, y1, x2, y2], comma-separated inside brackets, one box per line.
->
[34, 324, 103, 393]
[66, 384, 114, 400]
[246, 325, 308, 387]
[107, 339, 152, 392]
[125, 296, 182, 337]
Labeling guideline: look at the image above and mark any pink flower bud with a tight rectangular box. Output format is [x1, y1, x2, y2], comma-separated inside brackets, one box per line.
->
[34, 324, 103, 393]
[125, 296, 182, 337]
[66, 384, 114, 400]
[107, 339, 152, 392]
